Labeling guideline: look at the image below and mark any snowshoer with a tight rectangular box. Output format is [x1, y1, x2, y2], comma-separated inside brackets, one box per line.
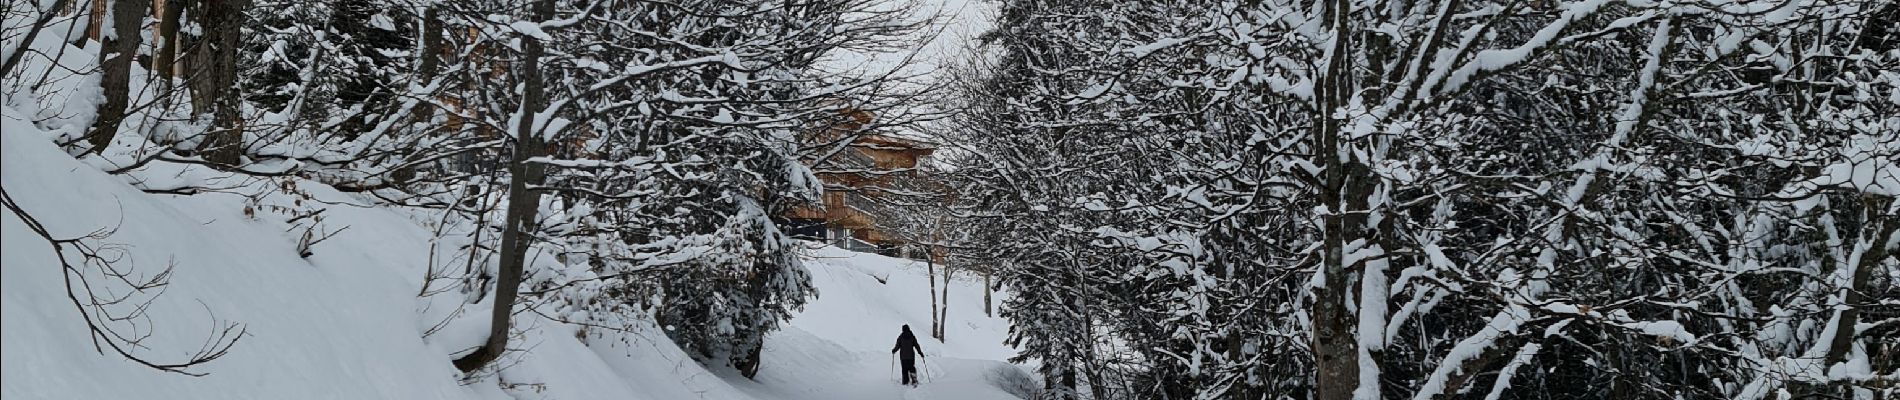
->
[892, 324, 924, 386]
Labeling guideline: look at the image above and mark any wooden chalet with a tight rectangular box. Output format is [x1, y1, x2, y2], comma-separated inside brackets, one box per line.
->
[781, 109, 938, 259]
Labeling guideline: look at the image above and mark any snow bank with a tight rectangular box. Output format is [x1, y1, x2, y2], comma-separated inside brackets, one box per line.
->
[2, 111, 498, 400]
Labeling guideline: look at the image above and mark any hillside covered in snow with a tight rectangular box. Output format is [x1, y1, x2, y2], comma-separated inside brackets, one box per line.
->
[2, 122, 1028, 399]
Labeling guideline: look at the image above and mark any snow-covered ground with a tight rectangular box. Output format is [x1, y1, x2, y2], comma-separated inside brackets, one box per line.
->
[738, 245, 1026, 400]
[0, 118, 1027, 398]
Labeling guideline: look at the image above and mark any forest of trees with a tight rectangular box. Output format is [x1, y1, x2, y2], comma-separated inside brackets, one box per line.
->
[4, 0, 1897, 398]
[5, 0, 936, 379]
[935, 0, 1898, 399]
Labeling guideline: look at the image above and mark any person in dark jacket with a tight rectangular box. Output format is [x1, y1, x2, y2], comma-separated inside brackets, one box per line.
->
[892, 324, 924, 385]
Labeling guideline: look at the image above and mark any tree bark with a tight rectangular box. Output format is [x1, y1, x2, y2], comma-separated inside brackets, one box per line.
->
[417, 7, 444, 82]
[982, 267, 992, 317]
[1311, 0, 1362, 398]
[452, 0, 552, 373]
[735, 256, 777, 378]
[84, 0, 106, 41]
[153, 0, 183, 82]
[390, 5, 445, 184]
[87, 0, 148, 155]
[1056, 363, 1077, 399]
[1081, 304, 1104, 400]
[185, 0, 246, 164]
[927, 245, 940, 341]
[735, 339, 763, 378]
[1823, 197, 1896, 371]
[938, 259, 949, 341]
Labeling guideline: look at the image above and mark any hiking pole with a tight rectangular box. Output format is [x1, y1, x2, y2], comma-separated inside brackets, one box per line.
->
[890, 353, 897, 383]
[921, 355, 933, 383]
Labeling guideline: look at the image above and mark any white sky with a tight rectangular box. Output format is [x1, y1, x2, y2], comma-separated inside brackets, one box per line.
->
[815, 0, 996, 142]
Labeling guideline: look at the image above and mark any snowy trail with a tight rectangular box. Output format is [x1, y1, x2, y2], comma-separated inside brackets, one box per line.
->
[491, 244, 1032, 400]
[724, 246, 1030, 400]
[746, 331, 1020, 400]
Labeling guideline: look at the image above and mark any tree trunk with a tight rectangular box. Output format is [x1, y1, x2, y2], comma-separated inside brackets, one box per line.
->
[735, 339, 763, 378]
[452, 0, 552, 373]
[938, 259, 949, 341]
[1311, 0, 1361, 398]
[153, 0, 183, 82]
[1082, 305, 1104, 400]
[417, 7, 444, 82]
[87, 0, 147, 155]
[1061, 362, 1078, 400]
[1822, 198, 1896, 385]
[982, 267, 992, 317]
[390, 5, 445, 184]
[84, 0, 106, 41]
[736, 258, 777, 379]
[927, 244, 941, 341]
[185, 0, 246, 165]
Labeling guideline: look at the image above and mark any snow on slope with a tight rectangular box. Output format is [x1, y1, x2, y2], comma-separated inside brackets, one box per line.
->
[2, 110, 1025, 399]
[2, 109, 497, 399]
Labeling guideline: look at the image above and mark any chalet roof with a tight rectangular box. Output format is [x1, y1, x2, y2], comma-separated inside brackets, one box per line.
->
[812, 107, 936, 152]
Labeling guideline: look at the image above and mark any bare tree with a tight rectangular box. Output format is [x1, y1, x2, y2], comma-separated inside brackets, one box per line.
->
[450, 0, 552, 373]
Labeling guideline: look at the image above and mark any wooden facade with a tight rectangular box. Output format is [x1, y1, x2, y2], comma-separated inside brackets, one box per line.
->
[783, 109, 936, 258]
